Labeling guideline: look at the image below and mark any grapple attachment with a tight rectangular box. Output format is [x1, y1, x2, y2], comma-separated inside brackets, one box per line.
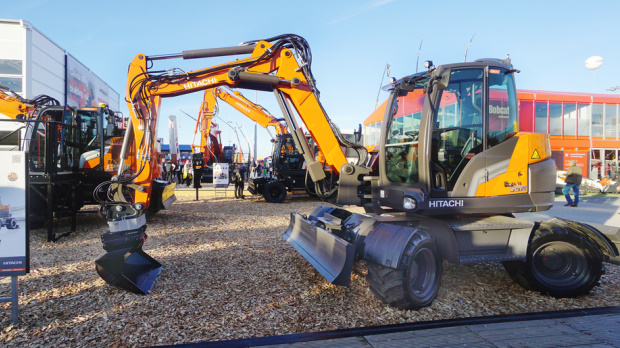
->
[283, 207, 355, 286]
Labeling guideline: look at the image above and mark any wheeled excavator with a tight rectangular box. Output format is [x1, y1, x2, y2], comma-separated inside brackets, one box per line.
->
[96, 34, 619, 308]
[284, 59, 620, 309]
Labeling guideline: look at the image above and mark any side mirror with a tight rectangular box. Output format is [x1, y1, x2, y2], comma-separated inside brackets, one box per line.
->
[354, 124, 362, 143]
[437, 68, 451, 90]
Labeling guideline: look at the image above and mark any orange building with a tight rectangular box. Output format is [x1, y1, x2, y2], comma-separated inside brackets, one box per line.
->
[363, 90, 620, 180]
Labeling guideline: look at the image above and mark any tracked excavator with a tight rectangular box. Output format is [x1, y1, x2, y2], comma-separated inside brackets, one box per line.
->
[0, 86, 126, 240]
[284, 59, 620, 309]
[95, 34, 367, 294]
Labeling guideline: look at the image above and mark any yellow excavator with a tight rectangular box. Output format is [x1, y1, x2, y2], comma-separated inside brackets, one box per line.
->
[95, 35, 618, 309]
[284, 59, 620, 309]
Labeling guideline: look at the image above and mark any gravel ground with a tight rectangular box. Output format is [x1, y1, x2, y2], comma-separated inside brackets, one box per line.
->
[1, 190, 618, 347]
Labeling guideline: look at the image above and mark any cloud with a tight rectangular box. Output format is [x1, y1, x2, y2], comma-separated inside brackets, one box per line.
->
[328, 0, 397, 25]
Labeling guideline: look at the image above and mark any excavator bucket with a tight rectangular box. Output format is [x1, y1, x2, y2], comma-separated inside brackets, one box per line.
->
[95, 247, 162, 295]
[283, 210, 355, 286]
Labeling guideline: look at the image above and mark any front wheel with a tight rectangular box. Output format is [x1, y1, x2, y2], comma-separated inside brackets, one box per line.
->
[503, 229, 604, 298]
[367, 234, 442, 310]
[263, 181, 287, 203]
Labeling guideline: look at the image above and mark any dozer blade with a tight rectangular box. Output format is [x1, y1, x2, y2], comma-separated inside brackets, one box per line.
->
[283, 212, 354, 286]
[95, 247, 162, 295]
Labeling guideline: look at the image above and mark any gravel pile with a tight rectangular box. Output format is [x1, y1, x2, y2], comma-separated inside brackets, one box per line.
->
[1, 191, 618, 347]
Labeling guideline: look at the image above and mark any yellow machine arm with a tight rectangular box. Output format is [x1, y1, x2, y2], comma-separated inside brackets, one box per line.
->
[96, 35, 368, 295]
[120, 35, 365, 212]
[191, 87, 287, 164]
[0, 86, 59, 119]
[217, 87, 287, 136]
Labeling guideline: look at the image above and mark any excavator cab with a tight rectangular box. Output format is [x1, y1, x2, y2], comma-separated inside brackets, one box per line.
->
[371, 59, 556, 215]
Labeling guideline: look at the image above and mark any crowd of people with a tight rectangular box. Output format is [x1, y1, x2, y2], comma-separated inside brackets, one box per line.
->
[159, 158, 195, 187]
[157, 157, 270, 194]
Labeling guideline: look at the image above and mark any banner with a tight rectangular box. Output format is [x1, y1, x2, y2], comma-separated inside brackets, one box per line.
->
[66, 55, 112, 108]
[213, 163, 229, 188]
[168, 116, 180, 162]
[0, 151, 28, 276]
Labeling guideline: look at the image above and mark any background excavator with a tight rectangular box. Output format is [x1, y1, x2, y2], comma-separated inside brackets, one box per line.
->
[191, 86, 322, 202]
[284, 58, 620, 309]
[0, 86, 126, 240]
[95, 34, 368, 294]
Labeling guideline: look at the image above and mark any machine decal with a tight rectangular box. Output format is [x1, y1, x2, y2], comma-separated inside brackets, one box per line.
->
[182, 77, 218, 90]
[428, 199, 464, 208]
[531, 149, 540, 159]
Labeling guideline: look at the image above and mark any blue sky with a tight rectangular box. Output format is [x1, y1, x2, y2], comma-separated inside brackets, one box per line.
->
[4, 0, 620, 159]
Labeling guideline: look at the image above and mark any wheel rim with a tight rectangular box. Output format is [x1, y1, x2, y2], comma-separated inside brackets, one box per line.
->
[532, 241, 588, 289]
[408, 247, 437, 298]
[268, 187, 282, 199]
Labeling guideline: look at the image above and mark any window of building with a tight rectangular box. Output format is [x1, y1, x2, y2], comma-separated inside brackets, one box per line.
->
[535, 102, 548, 133]
[592, 104, 604, 137]
[519, 100, 534, 132]
[563, 103, 577, 136]
[0, 59, 22, 75]
[578, 104, 590, 136]
[549, 102, 562, 135]
[605, 104, 618, 139]
[0, 77, 22, 93]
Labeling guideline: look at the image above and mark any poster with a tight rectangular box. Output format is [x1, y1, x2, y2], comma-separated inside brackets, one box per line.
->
[0, 151, 28, 276]
[213, 163, 229, 188]
[563, 151, 589, 176]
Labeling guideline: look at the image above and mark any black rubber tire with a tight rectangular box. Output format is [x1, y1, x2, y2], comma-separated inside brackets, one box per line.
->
[263, 181, 287, 203]
[367, 234, 442, 310]
[503, 224, 604, 298]
[7, 219, 17, 229]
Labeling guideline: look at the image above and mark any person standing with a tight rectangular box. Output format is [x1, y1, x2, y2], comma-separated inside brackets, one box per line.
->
[165, 160, 173, 182]
[234, 165, 246, 199]
[175, 162, 183, 184]
[563, 160, 583, 207]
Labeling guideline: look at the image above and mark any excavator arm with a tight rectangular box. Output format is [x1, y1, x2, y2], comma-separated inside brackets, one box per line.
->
[97, 34, 367, 294]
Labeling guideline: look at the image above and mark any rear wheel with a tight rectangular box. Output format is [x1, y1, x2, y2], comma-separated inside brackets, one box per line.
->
[503, 224, 603, 297]
[367, 234, 442, 310]
[263, 181, 287, 203]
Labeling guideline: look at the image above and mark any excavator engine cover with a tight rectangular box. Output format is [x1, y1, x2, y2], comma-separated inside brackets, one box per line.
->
[95, 227, 162, 295]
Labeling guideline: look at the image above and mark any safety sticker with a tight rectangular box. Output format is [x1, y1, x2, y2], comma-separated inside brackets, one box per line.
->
[531, 149, 540, 159]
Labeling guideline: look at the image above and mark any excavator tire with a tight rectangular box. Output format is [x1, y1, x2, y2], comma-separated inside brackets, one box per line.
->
[367, 233, 442, 310]
[263, 181, 287, 203]
[502, 222, 604, 298]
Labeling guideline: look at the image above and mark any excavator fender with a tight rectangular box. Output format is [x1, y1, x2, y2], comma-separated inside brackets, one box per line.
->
[546, 218, 620, 265]
[363, 224, 431, 269]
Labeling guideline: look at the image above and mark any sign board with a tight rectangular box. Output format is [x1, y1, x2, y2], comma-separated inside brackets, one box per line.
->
[213, 163, 229, 188]
[0, 151, 28, 276]
[563, 151, 589, 176]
